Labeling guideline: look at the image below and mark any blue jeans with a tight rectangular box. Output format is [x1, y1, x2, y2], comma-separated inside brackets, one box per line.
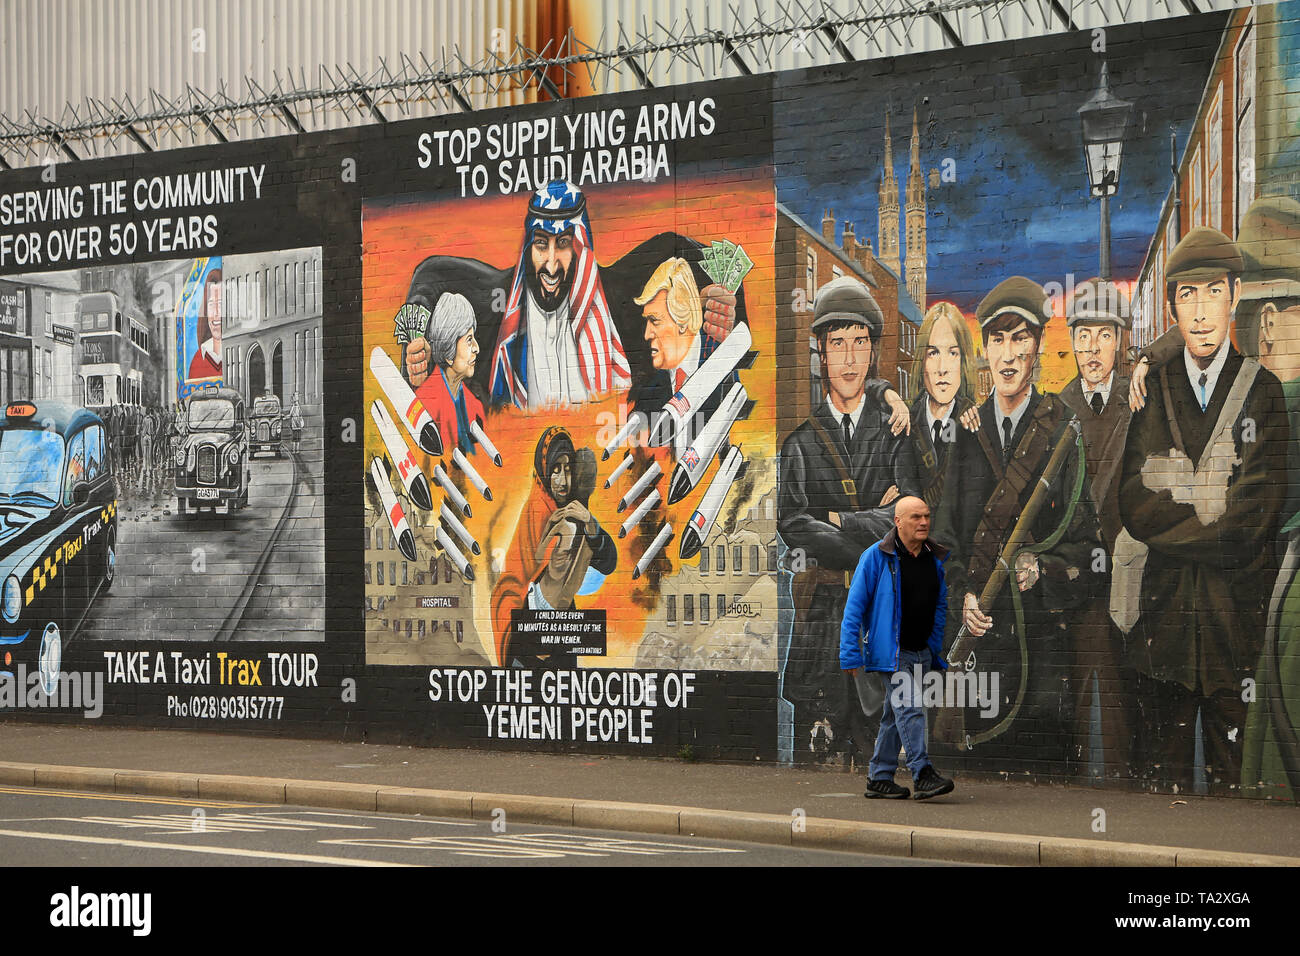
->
[869, 647, 932, 781]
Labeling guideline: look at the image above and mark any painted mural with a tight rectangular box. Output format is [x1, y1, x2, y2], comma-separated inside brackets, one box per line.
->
[0, 248, 325, 684]
[361, 92, 779, 677]
[3, 0, 1299, 798]
[773, 4, 1300, 800]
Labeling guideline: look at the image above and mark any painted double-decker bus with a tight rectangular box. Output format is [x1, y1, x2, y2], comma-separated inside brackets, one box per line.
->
[75, 291, 159, 408]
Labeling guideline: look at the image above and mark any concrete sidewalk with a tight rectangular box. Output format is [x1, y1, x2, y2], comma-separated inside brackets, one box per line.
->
[0, 722, 1295, 865]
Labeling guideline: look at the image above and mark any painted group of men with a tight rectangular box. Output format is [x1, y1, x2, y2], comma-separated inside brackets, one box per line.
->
[103, 402, 172, 495]
[781, 195, 1300, 798]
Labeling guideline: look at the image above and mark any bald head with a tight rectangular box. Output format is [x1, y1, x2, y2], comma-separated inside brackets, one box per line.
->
[893, 495, 931, 554]
[894, 496, 927, 519]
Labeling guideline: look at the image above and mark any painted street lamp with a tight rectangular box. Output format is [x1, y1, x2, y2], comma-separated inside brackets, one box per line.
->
[1078, 61, 1132, 281]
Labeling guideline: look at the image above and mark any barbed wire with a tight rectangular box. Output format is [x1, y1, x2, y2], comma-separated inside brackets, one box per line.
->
[0, 0, 1219, 167]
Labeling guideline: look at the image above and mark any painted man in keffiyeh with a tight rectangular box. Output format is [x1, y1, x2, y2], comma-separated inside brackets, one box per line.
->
[489, 180, 631, 409]
[398, 182, 747, 413]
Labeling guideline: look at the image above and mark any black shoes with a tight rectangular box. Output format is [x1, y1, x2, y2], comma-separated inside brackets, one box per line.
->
[913, 765, 955, 800]
[864, 778, 910, 799]
[865, 767, 955, 800]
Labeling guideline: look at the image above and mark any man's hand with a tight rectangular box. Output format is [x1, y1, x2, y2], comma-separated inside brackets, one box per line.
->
[701, 284, 737, 342]
[1014, 551, 1041, 592]
[406, 336, 431, 388]
[962, 592, 993, 636]
[1128, 355, 1151, 412]
[883, 389, 911, 436]
[959, 405, 980, 433]
[879, 485, 900, 508]
[828, 511, 841, 528]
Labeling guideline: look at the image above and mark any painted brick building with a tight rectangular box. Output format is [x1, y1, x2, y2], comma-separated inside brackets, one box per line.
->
[775, 203, 923, 442]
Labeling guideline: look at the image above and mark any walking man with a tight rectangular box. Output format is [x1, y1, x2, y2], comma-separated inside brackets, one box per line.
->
[840, 495, 955, 800]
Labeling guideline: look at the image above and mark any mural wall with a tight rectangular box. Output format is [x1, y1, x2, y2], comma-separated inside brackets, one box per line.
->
[360, 137, 776, 673]
[772, 3, 1299, 799]
[2, 3, 1298, 799]
[0, 141, 339, 729]
[0, 251, 325, 652]
[356, 82, 779, 753]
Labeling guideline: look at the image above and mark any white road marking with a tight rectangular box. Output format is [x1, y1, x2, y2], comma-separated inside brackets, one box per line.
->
[0, 785, 263, 808]
[34, 814, 376, 834]
[0, 827, 413, 866]
[242, 809, 476, 826]
[323, 832, 746, 860]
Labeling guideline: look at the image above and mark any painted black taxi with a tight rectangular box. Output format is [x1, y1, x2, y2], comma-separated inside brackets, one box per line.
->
[0, 402, 118, 693]
[174, 385, 251, 515]
[249, 394, 283, 457]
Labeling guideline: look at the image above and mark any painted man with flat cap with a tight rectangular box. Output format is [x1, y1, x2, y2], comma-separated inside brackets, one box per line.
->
[1119, 225, 1287, 793]
[1058, 278, 1136, 779]
[944, 276, 1101, 775]
[778, 276, 922, 765]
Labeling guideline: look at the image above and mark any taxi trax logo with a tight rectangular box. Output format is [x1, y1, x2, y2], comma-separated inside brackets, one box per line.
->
[0, 664, 103, 717]
[25, 504, 113, 607]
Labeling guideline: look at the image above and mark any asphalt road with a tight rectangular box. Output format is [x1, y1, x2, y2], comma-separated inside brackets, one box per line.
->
[75, 443, 324, 643]
[0, 785, 976, 867]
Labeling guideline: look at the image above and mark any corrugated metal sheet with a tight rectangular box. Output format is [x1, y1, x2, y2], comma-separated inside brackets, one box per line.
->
[0, 0, 1257, 162]
[1, 0, 526, 150]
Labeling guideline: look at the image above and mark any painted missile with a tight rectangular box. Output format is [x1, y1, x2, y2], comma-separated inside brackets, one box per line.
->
[433, 463, 471, 518]
[469, 420, 503, 468]
[369, 399, 433, 511]
[618, 489, 661, 540]
[434, 525, 475, 583]
[603, 452, 635, 490]
[369, 346, 443, 456]
[648, 323, 756, 448]
[666, 382, 751, 505]
[452, 447, 493, 502]
[370, 456, 416, 562]
[679, 445, 747, 561]
[631, 521, 673, 581]
[440, 501, 481, 556]
[617, 460, 662, 514]
[601, 411, 647, 461]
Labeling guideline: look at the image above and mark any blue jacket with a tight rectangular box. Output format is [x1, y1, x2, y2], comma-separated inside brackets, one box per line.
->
[839, 528, 950, 673]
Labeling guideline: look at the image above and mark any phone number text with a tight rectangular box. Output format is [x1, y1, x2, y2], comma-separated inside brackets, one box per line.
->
[166, 694, 285, 720]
